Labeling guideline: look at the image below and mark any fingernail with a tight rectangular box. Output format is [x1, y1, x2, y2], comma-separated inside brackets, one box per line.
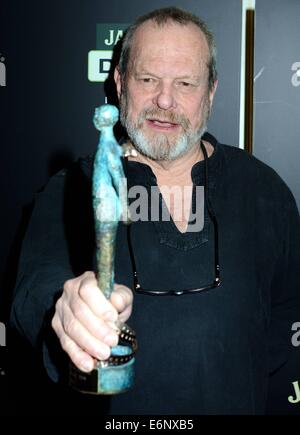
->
[104, 333, 119, 347]
[106, 321, 120, 332]
[80, 359, 94, 372]
[96, 348, 110, 360]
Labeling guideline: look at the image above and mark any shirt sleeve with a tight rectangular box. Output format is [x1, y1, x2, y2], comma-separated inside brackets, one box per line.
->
[10, 160, 95, 382]
[267, 188, 300, 374]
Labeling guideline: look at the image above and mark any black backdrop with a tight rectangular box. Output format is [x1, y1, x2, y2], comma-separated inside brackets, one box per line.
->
[0, 0, 242, 317]
[254, 0, 300, 415]
[0, 0, 299, 415]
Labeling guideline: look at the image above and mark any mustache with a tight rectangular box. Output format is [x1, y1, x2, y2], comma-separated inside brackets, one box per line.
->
[138, 108, 191, 131]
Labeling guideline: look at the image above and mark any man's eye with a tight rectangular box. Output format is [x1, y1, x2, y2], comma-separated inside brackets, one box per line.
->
[180, 81, 192, 87]
[140, 78, 155, 83]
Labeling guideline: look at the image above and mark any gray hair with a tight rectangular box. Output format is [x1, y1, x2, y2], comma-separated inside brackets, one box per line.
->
[118, 6, 217, 91]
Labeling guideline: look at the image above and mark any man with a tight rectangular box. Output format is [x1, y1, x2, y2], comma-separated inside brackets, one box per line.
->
[10, 7, 300, 414]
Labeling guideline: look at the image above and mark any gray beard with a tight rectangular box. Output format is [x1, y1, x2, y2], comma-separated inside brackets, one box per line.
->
[120, 94, 210, 162]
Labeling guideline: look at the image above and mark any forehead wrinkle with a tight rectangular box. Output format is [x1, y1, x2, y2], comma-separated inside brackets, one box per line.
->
[129, 21, 210, 70]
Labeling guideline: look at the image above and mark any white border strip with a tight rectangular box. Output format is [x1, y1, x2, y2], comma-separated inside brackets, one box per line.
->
[239, 0, 256, 149]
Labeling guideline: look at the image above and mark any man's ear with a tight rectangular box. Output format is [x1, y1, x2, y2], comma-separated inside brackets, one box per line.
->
[114, 66, 122, 99]
[209, 80, 218, 109]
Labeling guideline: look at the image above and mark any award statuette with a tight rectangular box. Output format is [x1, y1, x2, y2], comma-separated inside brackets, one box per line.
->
[69, 104, 137, 394]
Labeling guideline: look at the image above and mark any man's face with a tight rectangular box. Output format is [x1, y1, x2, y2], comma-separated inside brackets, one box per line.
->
[115, 21, 217, 161]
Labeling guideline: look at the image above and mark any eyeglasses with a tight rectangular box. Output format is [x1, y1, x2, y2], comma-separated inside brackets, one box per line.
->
[125, 141, 221, 296]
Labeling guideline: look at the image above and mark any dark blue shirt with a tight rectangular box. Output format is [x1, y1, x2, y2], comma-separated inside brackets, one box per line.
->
[10, 133, 300, 414]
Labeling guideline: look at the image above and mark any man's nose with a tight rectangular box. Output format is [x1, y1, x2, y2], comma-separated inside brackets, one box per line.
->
[152, 82, 177, 110]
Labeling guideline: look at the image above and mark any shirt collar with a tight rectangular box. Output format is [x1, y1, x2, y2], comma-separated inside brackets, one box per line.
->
[123, 132, 221, 187]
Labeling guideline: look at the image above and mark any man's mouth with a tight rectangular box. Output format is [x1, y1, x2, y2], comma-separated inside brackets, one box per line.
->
[145, 118, 180, 131]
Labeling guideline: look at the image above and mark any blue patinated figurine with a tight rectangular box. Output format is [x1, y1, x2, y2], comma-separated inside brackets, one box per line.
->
[93, 104, 129, 299]
[69, 104, 136, 395]
[93, 104, 135, 394]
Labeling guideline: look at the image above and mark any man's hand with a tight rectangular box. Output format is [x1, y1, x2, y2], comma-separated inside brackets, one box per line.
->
[51, 271, 133, 373]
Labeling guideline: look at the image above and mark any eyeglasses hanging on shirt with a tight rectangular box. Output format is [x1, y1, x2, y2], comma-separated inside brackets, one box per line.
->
[123, 141, 221, 296]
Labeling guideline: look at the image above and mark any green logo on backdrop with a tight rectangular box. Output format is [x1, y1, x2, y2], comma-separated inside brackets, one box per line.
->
[288, 380, 300, 404]
[88, 23, 128, 82]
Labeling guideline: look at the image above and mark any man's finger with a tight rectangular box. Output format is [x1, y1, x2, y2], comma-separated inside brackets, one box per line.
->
[78, 273, 118, 320]
[61, 304, 112, 361]
[110, 284, 133, 313]
[53, 317, 95, 372]
[69, 297, 119, 346]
